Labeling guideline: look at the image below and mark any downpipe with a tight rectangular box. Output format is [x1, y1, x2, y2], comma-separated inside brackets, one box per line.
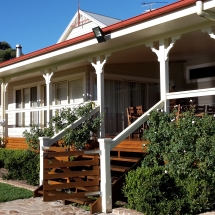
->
[196, 0, 215, 21]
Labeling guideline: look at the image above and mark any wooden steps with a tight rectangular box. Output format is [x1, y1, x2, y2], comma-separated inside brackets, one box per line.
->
[5, 137, 28, 150]
[34, 138, 146, 214]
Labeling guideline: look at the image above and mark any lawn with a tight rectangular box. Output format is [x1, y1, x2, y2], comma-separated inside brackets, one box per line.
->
[0, 182, 33, 203]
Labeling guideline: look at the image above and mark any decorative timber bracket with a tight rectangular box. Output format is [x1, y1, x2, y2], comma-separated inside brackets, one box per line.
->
[89, 54, 111, 74]
[146, 35, 181, 61]
[201, 27, 215, 40]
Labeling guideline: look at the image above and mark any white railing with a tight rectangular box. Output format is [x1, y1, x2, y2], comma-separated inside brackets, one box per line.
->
[111, 100, 164, 149]
[166, 88, 215, 100]
[6, 106, 47, 113]
[5, 101, 97, 114]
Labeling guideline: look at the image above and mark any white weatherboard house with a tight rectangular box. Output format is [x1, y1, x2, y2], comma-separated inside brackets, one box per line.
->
[1, 0, 215, 212]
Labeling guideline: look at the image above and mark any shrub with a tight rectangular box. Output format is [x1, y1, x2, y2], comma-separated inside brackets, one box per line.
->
[123, 108, 215, 214]
[23, 102, 102, 150]
[0, 149, 39, 186]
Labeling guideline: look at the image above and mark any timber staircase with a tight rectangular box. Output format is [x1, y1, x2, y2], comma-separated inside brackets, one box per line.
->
[34, 139, 146, 214]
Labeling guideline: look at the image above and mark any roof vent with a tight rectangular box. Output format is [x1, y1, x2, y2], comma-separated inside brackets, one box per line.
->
[16, 44, 23, 57]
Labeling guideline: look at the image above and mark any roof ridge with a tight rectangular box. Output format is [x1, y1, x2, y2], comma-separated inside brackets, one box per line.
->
[80, 9, 122, 21]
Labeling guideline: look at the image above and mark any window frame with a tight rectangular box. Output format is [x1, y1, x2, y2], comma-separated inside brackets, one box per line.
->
[186, 62, 215, 83]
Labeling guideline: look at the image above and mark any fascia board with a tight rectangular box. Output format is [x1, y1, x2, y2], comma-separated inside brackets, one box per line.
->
[109, 5, 199, 39]
[0, 38, 98, 74]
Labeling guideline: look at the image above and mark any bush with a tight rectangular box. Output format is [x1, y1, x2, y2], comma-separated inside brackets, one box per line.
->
[23, 102, 102, 150]
[0, 148, 39, 186]
[123, 108, 215, 214]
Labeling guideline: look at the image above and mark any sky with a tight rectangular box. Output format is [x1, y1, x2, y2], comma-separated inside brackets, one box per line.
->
[1, 0, 178, 54]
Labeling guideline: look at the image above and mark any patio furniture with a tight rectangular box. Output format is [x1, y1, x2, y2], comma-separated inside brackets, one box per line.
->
[206, 105, 215, 115]
[126, 105, 144, 139]
[194, 105, 207, 117]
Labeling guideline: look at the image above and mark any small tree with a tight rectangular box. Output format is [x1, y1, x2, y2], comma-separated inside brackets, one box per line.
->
[0, 41, 16, 62]
[23, 102, 102, 151]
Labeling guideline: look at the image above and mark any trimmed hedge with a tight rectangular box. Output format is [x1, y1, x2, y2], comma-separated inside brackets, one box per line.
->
[0, 148, 39, 186]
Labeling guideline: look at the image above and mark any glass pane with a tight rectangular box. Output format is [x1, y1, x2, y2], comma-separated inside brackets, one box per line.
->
[23, 88, 30, 127]
[30, 87, 38, 125]
[69, 79, 83, 103]
[104, 80, 123, 134]
[148, 83, 160, 108]
[56, 82, 67, 105]
[16, 90, 21, 127]
[16, 90, 21, 108]
[31, 87, 37, 107]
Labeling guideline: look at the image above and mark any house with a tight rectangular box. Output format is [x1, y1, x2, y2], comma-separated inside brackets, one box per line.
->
[1, 0, 215, 212]
[0, 0, 214, 140]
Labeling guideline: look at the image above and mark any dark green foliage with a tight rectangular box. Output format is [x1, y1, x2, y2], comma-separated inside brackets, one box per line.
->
[0, 182, 33, 202]
[0, 41, 16, 62]
[23, 102, 102, 150]
[22, 124, 54, 150]
[0, 148, 39, 186]
[123, 108, 215, 214]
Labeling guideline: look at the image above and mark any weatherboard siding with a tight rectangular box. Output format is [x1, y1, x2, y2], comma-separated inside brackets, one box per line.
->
[67, 22, 100, 40]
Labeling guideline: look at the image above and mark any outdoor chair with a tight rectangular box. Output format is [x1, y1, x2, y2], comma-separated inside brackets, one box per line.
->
[206, 105, 215, 115]
[194, 105, 207, 117]
[127, 105, 144, 139]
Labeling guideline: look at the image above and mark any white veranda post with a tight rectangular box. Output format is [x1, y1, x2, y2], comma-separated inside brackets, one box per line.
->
[146, 36, 181, 112]
[99, 138, 112, 213]
[41, 68, 56, 126]
[90, 55, 112, 213]
[90, 54, 110, 138]
[0, 79, 9, 137]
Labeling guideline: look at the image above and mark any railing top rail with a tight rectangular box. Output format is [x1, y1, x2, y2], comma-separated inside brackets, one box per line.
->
[166, 88, 215, 100]
[5, 101, 98, 113]
[111, 100, 164, 150]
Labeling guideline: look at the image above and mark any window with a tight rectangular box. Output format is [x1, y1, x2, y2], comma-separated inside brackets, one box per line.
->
[186, 62, 215, 83]
[52, 79, 84, 105]
[15, 87, 37, 127]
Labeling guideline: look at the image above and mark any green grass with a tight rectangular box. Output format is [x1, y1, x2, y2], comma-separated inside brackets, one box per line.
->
[0, 182, 33, 203]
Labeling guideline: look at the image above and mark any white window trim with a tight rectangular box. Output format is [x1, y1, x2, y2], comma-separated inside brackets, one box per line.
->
[186, 62, 215, 83]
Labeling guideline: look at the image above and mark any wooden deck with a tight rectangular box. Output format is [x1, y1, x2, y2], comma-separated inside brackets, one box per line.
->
[4, 137, 147, 152]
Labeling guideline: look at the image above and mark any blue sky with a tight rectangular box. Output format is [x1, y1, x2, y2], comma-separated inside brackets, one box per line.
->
[1, 0, 177, 54]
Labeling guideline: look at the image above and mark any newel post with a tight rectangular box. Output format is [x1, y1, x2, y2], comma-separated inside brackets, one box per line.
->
[99, 138, 112, 213]
[39, 137, 51, 186]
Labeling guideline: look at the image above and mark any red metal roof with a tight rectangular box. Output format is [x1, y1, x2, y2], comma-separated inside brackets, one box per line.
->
[0, 0, 196, 68]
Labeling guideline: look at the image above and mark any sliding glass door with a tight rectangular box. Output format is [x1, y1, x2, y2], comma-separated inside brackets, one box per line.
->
[95, 79, 160, 135]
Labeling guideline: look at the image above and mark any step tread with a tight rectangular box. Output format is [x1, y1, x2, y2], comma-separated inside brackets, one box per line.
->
[110, 156, 140, 162]
[111, 165, 131, 172]
[83, 155, 141, 162]
[65, 197, 95, 205]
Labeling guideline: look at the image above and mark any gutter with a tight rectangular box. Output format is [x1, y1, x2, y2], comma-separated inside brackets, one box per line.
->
[196, 0, 215, 21]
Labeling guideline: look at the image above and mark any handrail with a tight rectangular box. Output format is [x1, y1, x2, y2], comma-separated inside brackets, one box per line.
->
[5, 101, 98, 114]
[111, 100, 164, 150]
[46, 105, 100, 147]
[166, 88, 215, 100]
[6, 107, 47, 113]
